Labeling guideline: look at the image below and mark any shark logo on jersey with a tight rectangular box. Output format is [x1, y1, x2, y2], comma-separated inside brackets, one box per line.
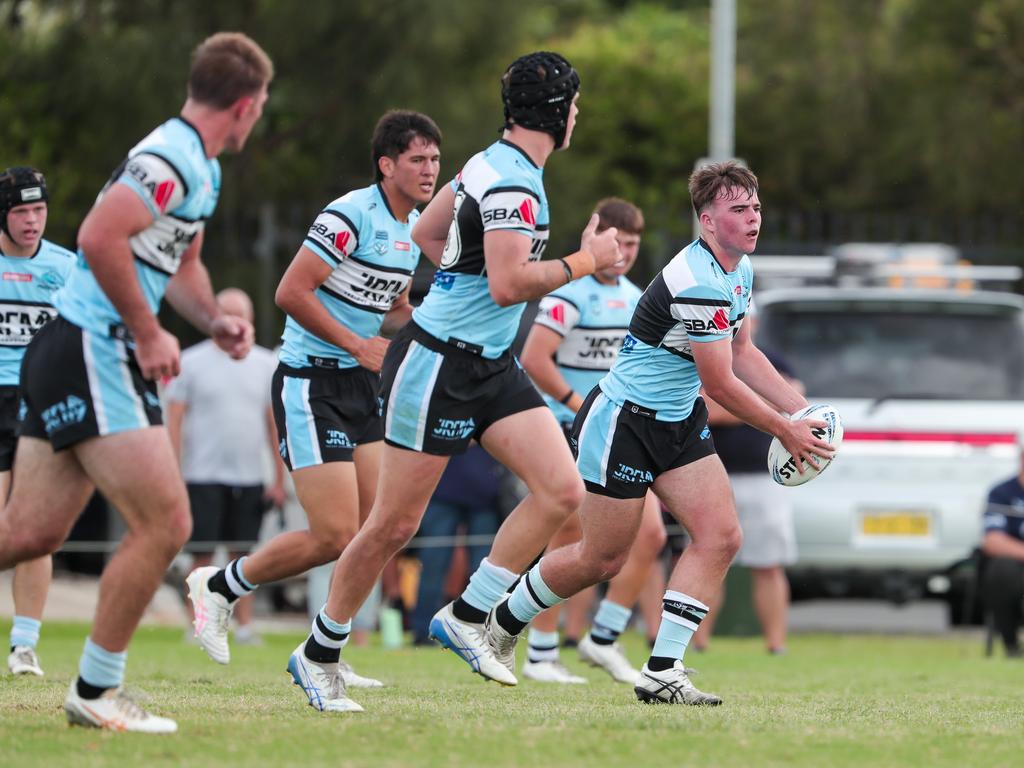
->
[620, 334, 638, 354]
[41, 395, 88, 435]
[39, 270, 65, 291]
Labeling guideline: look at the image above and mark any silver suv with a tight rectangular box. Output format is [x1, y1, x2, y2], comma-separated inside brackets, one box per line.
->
[754, 271, 1024, 616]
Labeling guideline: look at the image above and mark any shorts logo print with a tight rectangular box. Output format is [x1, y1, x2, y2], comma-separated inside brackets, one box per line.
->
[432, 416, 475, 441]
[41, 395, 88, 435]
[612, 462, 654, 484]
[325, 429, 355, 449]
[279, 438, 288, 460]
[143, 391, 161, 409]
[700, 426, 711, 440]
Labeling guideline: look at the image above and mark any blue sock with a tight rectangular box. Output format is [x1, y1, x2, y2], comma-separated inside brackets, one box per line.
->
[459, 558, 518, 613]
[507, 563, 565, 625]
[589, 600, 632, 645]
[10, 616, 41, 650]
[650, 591, 708, 666]
[78, 637, 127, 690]
[304, 608, 351, 664]
[527, 629, 560, 663]
[224, 557, 257, 598]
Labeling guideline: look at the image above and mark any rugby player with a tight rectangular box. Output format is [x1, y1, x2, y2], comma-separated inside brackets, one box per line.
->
[519, 198, 666, 685]
[290, 51, 623, 711]
[487, 161, 834, 705]
[0, 168, 75, 679]
[0, 32, 272, 732]
[188, 111, 441, 711]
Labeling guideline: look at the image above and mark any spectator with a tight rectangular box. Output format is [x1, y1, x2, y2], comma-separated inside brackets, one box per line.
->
[981, 448, 1024, 657]
[694, 319, 801, 655]
[410, 444, 506, 644]
[165, 287, 284, 644]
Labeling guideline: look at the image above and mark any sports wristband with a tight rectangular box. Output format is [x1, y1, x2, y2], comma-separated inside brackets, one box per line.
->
[558, 258, 574, 284]
[562, 249, 597, 281]
[559, 389, 575, 405]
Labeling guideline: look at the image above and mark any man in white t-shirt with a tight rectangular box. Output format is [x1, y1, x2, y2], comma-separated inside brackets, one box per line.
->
[166, 288, 284, 642]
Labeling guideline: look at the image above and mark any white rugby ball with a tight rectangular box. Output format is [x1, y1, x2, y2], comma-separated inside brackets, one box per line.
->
[767, 404, 844, 487]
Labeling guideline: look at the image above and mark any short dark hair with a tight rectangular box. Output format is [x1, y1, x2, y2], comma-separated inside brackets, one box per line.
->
[688, 160, 759, 215]
[371, 110, 443, 181]
[188, 32, 274, 109]
[593, 197, 644, 234]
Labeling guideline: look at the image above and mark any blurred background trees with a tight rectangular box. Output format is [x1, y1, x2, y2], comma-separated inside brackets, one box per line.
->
[2, 0, 1021, 343]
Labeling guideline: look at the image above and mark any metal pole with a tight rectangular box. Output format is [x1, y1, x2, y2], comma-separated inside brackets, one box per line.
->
[710, 0, 736, 161]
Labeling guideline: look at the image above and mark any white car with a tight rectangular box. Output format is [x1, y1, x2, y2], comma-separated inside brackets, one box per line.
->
[754, 285, 1024, 616]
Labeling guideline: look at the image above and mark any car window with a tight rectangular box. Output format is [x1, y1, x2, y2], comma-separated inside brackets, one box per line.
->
[757, 299, 1024, 400]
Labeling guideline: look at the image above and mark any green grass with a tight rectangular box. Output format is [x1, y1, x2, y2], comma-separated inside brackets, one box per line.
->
[2, 622, 1023, 767]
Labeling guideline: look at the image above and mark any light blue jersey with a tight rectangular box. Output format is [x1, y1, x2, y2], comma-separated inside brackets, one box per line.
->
[413, 140, 549, 358]
[280, 183, 420, 370]
[533, 275, 643, 423]
[600, 239, 753, 421]
[0, 239, 75, 384]
[57, 117, 221, 335]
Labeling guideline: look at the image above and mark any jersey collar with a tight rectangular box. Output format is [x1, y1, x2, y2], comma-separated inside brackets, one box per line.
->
[498, 139, 539, 169]
[176, 115, 209, 158]
[697, 237, 738, 275]
[375, 182, 402, 223]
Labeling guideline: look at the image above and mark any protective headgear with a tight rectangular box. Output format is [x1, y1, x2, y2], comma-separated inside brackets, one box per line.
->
[0, 167, 48, 240]
[502, 52, 580, 149]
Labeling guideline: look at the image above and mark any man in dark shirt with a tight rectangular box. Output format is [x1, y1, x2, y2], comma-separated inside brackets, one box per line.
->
[982, 452, 1024, 657]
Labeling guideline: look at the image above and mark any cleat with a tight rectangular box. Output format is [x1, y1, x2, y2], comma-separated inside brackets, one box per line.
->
[428, 602, 517, 686]
[634, 661, 723, 706]
[338, 659, 383, 689]
[578, 634, 639, 684]
[64, 681, 178, 733]
[7, 645, 44, 677]
[522, 659, 588, 684]
[287, 643, 363, 713]
[186, 566, 234, 665]
[483, 603, 519, 678]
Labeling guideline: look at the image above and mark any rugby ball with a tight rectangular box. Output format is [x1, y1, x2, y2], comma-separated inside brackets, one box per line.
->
[767, 404, 844, 487]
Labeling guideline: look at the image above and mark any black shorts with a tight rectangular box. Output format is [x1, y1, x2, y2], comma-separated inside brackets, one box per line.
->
[0, 386, 21, 471]
[187, 483, 265, 550]
[20, 317, 162, 451]
[379, 321, 545, 456]
[271, 363, 382, 471]
[571, 388, 716, 500]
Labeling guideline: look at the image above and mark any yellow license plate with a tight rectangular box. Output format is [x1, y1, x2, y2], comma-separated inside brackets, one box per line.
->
[860, 512, 931, 537]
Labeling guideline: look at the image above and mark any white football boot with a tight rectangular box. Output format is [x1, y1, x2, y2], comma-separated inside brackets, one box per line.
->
[286, 643, 364, 713]
[521, 659, 588, 684]
[338, 659, 384, 689]
[428, 602, 517, 686]
[578, 633, 639, 684]
[483, 604, 520, 680]
[7, 645, 43, 676]
[65, 682, 178, 733]
[634, 660, 723, 706]
[186, 566, 234, 665]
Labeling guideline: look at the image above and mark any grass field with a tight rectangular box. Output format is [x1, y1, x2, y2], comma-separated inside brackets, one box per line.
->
[2, 622, 1023, 767]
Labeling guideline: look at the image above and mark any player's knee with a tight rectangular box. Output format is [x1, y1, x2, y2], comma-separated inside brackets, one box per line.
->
[720, 521, 743, 560]
[546, 474, 585, 519]
[580, 543, 630, 582]
[312, 524, 358, 562]
[9, 527, 63, 560]
[635, 524, 668, 559]
[166, 508, 193, 553]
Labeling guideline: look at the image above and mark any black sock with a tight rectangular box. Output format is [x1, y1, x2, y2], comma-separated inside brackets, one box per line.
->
[76, 676, 111, 700]
[494, 599, 527, 635]
[562, 637, 579, 649]
[590, 634, 615, 646]
[647, 655, 676, 672]
[303, 635, 341, 664]
[451, 597, 487, 624]
[207, 569, 239, 603]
